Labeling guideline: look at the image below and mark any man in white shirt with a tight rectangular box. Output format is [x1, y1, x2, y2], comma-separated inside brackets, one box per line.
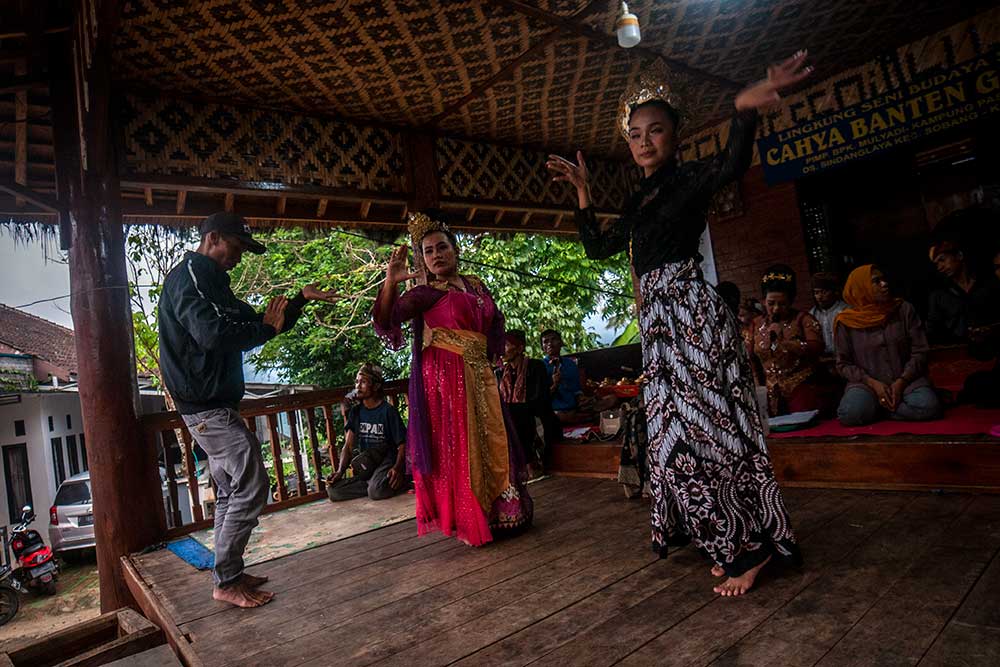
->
[809, 272, 847, 355]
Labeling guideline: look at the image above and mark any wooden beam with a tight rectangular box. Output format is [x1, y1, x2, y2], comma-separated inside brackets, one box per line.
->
[175, 190, 186, 215]
[404, 132, 440, 209]
[316, 198, 327, 217]
[224, 192, 234, 212]
[119, 173, 408, 205]
[359, 199, 371, 219]
[466, 207, 477, 222]
[0, 180, 65, 214]
[276, 195, 286, 215]
[0, 75, 49, 95]
[553, 213, 563, 228]
[143, 187, 153, 207]
[494, 209, 505, 224]
[521, 211, 532, 226]
[14, 60, 26, 208]
[400, 203, 408, 220]
[494, 0, 743, 90]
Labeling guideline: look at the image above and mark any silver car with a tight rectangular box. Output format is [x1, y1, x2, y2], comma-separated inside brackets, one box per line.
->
[48, 472, 95, 554]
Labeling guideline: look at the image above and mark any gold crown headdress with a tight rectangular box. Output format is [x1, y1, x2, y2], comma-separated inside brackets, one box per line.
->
[762, 271, 795, 284]
[618, 62, 685, 140]
[407, 212, 451, 248]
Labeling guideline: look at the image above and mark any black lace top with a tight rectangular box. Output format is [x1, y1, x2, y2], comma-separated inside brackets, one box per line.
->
[576, 109, 758, 277]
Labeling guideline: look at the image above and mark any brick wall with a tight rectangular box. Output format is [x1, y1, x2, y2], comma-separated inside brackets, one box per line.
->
[710, 165, 813, 311]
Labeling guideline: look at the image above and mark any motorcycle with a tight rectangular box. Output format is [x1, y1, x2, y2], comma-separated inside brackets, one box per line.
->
[0, 529, 22, 627]
[7, 506, 59, 596]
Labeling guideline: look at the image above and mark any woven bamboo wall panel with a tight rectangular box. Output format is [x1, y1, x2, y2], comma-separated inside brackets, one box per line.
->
[678, 7, 1000, 165]
[115, 0, 551, 127]
[120, 94, 406, 192]
[436, 135, 636, 209]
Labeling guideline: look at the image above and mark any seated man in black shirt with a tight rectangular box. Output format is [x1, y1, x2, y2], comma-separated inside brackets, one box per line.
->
[498, 329, 560, 477]
[327, 364, 407, 501]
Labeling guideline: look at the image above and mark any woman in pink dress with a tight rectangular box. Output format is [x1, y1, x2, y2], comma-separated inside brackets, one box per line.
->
[374, 212, 532, 546]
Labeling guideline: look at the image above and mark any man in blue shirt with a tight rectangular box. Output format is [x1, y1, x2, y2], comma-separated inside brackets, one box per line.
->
[327, 364, 407, 501]
[541, 329, 586, 422]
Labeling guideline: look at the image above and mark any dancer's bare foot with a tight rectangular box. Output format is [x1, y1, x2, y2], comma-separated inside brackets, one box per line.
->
[242, 572, 269, 588]
[711, 565, 725, 577]
[713, 555, 771, 597]
[213, 582, 275, 608]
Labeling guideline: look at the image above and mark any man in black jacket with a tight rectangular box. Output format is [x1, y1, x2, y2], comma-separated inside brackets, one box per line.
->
[158, 212, 336, 608]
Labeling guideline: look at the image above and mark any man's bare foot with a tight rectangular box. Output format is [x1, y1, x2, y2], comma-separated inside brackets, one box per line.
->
[713, 555, 771, 597]
[242, 572, 269, 588]
[711, 565, 725, 577]
[213, 582, 275, 608]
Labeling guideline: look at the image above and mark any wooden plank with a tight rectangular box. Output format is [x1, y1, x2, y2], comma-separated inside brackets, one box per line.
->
[175, 190, 186, 214]
[520, 211, 531, 226]
[919, 623, 1000, 666]
[359, 199, 370, 219]
[223, 192, 234, 212]
[143, 187, 153, 207]
[549, 441, 620, 477]
[266, 414, 287, 502]
[275, 195, 286, 215]
[4, 611, 118, 666]
[58, 627, 164, 667]
[103, 644, 180, 666]
[121, 556, 205, 667]
[466, 207, 477, 222]
[530, 489, 900, 667]
[163, 491, 325, 539]
[14, 60, 26, 208]
[305, 408, 326, 493]
[286, 411, 307, 497]
[177, 428, 204, 523]
[698, 494, 972, 667]
[818, 494, 1000, 665]
[187, 480, 639, 664]
[116, 608, 156, 635]
[494, 209, 505, 224]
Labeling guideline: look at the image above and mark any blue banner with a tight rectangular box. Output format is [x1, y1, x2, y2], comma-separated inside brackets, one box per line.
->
[757, 50, 1000, 185]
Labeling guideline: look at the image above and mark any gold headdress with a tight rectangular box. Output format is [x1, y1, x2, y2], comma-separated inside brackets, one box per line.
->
[762, 271, 795, 285]
[617, 63, 684, 140]
[407, 212, 451, 248]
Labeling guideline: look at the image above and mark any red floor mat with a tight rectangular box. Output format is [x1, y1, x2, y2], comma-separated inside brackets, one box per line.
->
[770, 404, 1000, 439]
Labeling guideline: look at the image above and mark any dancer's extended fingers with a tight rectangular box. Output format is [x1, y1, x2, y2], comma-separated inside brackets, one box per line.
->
[576, 150, 588, 173]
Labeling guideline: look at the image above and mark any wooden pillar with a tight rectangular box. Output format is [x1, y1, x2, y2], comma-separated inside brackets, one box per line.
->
[49, 4, 166, 612]
[404, 132, 440, 281]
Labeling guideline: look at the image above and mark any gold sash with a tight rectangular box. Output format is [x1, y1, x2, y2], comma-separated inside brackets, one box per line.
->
[425, 327, 510, 512]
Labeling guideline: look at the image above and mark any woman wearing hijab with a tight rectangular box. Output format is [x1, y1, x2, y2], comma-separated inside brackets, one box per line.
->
[835, 265, 942, 426]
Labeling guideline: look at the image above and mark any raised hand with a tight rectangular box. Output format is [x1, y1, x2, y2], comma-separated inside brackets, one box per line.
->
[386, 244, 422, 285]
[263, 296, 288, 332]
[546, 151, 592, 209]
[302, 284, 340, 303]
[735, 50, 813, 111]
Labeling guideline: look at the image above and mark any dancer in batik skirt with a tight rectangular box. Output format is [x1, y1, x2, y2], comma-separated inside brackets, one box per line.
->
[547, 52, 813, 596]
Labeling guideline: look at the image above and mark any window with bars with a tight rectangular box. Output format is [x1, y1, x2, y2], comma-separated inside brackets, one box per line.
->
[51, 437, 66, 486]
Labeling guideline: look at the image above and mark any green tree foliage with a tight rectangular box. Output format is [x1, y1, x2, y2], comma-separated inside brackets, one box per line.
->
[125, 225, 634, 390]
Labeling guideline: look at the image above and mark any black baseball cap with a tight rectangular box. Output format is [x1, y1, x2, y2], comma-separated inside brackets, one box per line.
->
[199, 212, 266, 254]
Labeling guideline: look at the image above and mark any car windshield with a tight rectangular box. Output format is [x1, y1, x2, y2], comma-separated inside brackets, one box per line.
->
[54, 481, 92, 506]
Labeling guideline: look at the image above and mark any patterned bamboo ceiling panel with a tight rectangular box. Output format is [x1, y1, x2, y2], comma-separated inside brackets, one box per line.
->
[114, 0, 553, 126]
[436, 135, 637, 209]
[588, 0, 983, 90]
[438, 34, 731, 158]
[120, 94, 406, 191]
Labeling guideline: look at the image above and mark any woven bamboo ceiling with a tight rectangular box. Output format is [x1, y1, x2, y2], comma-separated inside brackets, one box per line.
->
[0, 0, 989, 236]
[111, 0, 982, 160]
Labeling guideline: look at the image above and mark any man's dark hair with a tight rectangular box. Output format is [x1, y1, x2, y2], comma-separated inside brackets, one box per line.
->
[506, 329, 527, 345]
[716, 281, 740, 315]
[357, 363, 385, 393]
[540, 329, 561, 341]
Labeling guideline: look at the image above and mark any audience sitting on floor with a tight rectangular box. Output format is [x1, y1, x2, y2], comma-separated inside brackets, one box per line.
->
[327, 363, 408, 502]
[835, 265, 942, 426]
[809, 272, 848, 355]
[927, 230, 993, 345]
[746, 265, 838, 417]
[497, 329, 561, 477]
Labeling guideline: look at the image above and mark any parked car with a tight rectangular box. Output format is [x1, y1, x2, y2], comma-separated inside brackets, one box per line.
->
[48, 472, 95, 555]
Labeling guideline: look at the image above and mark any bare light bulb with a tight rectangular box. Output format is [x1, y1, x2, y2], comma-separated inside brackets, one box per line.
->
[616, 1, 641, 48]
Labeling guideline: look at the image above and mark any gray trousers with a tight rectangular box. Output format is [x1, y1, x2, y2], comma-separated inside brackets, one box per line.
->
[327, 455, 398, 501]
[182, 408, 269, 588]
[837, 385, 942, 426]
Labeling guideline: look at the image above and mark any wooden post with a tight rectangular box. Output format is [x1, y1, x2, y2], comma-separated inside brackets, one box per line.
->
[286, 411, 307, 497]
[14, 60, 27, 208]
[305, 408, 325, 493]
[321, 405, 338, 477]
[266, 414, 287, 501]
[157, 430, 182, 528]
[49, 5, 166, 612]
[177, 428, 204, 523]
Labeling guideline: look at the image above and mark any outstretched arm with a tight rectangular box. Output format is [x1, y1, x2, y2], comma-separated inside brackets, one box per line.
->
[547, 151, 629, 260]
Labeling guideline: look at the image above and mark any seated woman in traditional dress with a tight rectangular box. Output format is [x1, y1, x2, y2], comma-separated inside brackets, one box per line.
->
[835, 265, 942, 426]
[747, 265, 836, 417]
[373, 212, 532, 546]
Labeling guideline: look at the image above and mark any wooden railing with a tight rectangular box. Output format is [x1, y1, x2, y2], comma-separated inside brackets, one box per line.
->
[139, 380, 409, 538]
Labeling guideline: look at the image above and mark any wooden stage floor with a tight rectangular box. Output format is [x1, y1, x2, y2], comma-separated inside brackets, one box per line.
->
[129, 477, 1000, 666]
